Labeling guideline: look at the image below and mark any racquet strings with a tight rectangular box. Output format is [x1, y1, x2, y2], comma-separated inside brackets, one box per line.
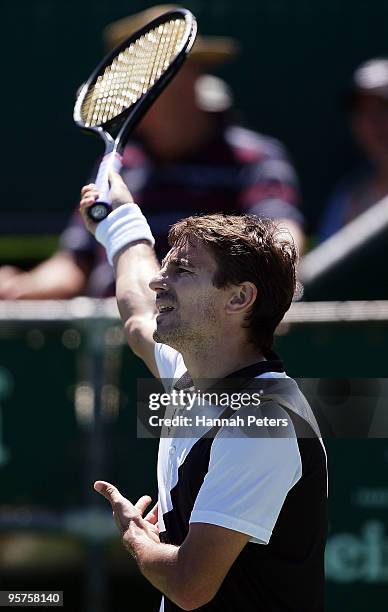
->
[80, 17, 187, 127]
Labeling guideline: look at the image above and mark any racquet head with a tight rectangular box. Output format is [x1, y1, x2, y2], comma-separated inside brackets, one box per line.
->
[74, 8, 197, 143]
[74, 8, 197, 222]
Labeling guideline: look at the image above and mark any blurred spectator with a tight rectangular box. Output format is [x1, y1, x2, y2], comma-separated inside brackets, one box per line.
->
[0, 4, 304, 299]
[319, 57, 388, 242]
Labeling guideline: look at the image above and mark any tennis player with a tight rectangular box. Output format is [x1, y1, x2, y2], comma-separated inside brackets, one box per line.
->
[80, 172, 327, 611]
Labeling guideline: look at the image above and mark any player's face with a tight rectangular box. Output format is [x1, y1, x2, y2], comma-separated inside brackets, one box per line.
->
[149, 241, 227, 353]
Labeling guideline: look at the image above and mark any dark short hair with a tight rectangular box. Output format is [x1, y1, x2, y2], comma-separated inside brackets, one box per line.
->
[168, 213, 297, 352]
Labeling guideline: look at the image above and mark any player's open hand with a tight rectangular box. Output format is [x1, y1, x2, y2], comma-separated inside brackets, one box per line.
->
[94, 480, 160, 548]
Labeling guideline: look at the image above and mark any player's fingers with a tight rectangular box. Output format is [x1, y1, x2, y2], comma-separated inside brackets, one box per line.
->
[135, 495, 153, 515]
[112, 510, 125, 534]
[79, 198, 99, 216]
[94, 480, 126, 507]
[78, 195, 99, 236]
[80, 195, 98, 209]
[81, 183, 97, 195]
[80, 191, 98, 206]
[144, 502, 158, 524]
[80, 190, 98, 203]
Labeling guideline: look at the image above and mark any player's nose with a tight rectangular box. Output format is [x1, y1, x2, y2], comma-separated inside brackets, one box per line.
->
[149, 271, 169, 293]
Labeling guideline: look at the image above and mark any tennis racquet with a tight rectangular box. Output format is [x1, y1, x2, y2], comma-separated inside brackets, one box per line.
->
[74, 8, 197, 222]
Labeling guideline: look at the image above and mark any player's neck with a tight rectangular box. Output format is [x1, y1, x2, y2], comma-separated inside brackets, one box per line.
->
[182, 340, 265, 388]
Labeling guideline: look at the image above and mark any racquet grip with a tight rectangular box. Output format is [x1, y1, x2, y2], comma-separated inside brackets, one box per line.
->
[88, 152, 123, 222]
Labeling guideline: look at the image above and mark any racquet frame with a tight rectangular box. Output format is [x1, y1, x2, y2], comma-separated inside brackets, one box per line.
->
[74, 8, 197, 221]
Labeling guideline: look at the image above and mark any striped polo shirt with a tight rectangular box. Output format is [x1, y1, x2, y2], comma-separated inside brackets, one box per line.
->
[154, 343, 327, 612]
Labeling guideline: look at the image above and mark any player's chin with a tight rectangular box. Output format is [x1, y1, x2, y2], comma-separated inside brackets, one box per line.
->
[153, 319, 167, 341]
[153, 318, 180, 344]
[155, 308, 177, 327]
[153, 323, 171, 343]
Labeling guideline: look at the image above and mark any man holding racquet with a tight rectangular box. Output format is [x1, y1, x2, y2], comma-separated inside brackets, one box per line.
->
[79, 171, 327, 611]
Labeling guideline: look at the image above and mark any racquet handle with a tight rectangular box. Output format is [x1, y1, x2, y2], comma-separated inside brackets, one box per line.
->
[88, 152, 123, 222]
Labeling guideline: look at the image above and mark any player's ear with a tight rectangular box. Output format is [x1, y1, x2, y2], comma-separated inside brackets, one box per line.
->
[226, 282, 257, 315]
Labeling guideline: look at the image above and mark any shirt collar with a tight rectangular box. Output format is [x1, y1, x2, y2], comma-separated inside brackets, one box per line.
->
[173, 350, 284, 392]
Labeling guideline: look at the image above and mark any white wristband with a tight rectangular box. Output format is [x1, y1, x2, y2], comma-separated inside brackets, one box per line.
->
[95, 203, 155, 265]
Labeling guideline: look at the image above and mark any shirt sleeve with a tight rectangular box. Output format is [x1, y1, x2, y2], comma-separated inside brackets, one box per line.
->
[154, 343, 185, 389]
[190, 433, 302, 544]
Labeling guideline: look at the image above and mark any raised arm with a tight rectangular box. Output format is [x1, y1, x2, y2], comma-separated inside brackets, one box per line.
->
[79, 173, 160, 376]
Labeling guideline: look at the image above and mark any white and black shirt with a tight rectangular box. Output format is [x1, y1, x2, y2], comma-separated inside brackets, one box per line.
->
[155, 344, 327, 612]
